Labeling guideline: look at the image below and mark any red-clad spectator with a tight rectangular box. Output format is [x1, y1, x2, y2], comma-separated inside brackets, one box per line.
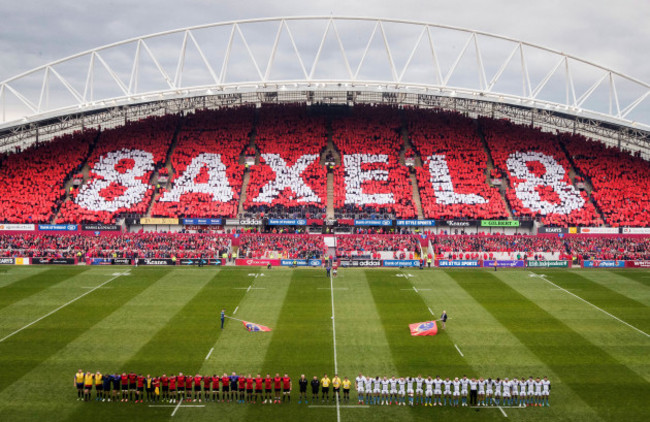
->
[335, 234, 421, 259]
[238, 234, 325, 259]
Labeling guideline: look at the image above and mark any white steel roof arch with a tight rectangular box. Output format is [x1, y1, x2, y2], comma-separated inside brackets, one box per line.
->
[0, 16, 648, 131]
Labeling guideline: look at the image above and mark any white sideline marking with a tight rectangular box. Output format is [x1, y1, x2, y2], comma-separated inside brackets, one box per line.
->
[233, 286, 265, 291]
[539, 276, 650, 338]
[205, 347, 214, 360]
[454, 344, 464, 357]
[471, 406, 524, 409]
[317, 287, 348, 290]
[498, 405, 508, 417]
[428, 307, 435, 316]
[233, 306, 239, 315]
[0, 271, 128, 343]
[329, 269, 341, 422]
[148, 404, 205, 408]
[400, 286, 431, 292]
[309, 405, 369, 408]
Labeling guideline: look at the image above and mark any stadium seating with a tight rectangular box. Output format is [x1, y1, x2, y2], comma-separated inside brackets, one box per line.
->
[406, 109, 509, 219]
[58, 115, 178, 223]
[430, 234, 568, 260]
[151, 107, 253, 219]
[335, 234, 422, 259]
[243, 104, 327, 218]
[237, 234, 326, 259]
[0, 130, 96, 223]
[560, 132, 650, 227]
[480, 118, 602, 226]
[332, 105, 416, 219]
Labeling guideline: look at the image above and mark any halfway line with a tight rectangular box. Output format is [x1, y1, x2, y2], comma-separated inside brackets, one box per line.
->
[539, 276, 649, 338]
[0, 271, 127, 343]
[328, 269, 341, 422]
[454, 344, 464, 357]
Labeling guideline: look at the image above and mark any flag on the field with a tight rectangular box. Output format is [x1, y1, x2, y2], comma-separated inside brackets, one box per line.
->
[242, 321, 272, 332]
[409, 320, 438, 336]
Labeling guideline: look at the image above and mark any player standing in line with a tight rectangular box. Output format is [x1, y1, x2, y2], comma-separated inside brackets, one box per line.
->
[485, 378, 493, 406]
[192, 374, 202, 402]
[510, 377, 519, 406]
[469, 377, 478, 406]
[493, 377, 502, 406]
[443, 377, 452, 406]
[254, 374, 264, 404]
[406, 376, 415, 406]
[397, 377, 406, 406]
[282, 373, 292, 403]
[74, 369, 84, 400]
[136, 374, 145, 403]
[240, 374, 249, 403]
[355, 373, 365, 404]
[502, 378, 511, 406]
[452, 377, 461, 407]
[542, 376, 550, 407]
[518, 377, 526, 407]
[415, 374, 424, 406]
[120, 372, 128, 401]
[526, 376, 535, 406]
[83, 371, 94, 402]
[477, 377, 486, 406]
[320, 373, 331, 403]
[264, 374, 273, 404]
[433, 376, 443, 406]
[424, 376, 434, 406]
[185, 374, 194, 402]
[94, 371, 103, 401]
[221, 373, 230, 402]
[460, 375, 469, 407]
[228, 372, 238, 403]
[169, 374, 177, 403]
[160, 374, 168, 402]
[101, 372, 111, 402]
[145, 374, 154, 402]
[298, 374, 308, 404]
[342, 377, 351, 404]
[534, 377, 543, 407]
[177, 373, 186, 403]
[128, 371, 137, 402]
[153, 376, 161, 403]
[332, 374, 341, 403]
[210, 374, 219, 402]
[389, 376, 398, 405]
[380, 376, 389, 405]
[202, 374, 211, 402]
[372, 376, 381, 405]
[273, 373, 282, 404]
[363, 376, 372, 405]
[311, 376, 320, 403]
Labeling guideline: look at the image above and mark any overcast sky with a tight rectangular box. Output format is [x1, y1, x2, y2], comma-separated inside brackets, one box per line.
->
[0, 0, 648, 122]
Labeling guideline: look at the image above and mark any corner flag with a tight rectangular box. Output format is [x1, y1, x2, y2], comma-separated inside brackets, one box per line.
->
[409, 321, 438, 336]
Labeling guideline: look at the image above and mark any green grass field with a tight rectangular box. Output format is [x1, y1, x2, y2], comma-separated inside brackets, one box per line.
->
[0, 265, 648, 422]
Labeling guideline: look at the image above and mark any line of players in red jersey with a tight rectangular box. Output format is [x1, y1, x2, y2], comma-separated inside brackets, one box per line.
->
[75, 370, 292, 404]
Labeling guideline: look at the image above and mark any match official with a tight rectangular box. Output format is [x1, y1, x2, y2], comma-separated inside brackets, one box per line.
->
[441, 310, 448, 330]
[220, 309, 225, 329]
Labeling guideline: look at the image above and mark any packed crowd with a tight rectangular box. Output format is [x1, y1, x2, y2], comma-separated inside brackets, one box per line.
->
[406, 109, 508, 220]
[566, 235, 650, 260]
[335, 235, 422, 259]
[237, 234, 326, 259]
[0, 233, 231, 259]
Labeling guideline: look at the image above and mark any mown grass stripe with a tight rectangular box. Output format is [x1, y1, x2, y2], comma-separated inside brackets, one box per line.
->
[611, 270, 650, 288]
[0, 268, 166, 394]
[450, 270, 650, 422]
[0, 267, 49, 289]
[0, 267, 88, 312]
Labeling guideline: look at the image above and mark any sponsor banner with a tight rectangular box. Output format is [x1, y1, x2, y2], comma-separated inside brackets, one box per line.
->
[82, 224, 120, 231]
[112, 258, 132, 265]
[38, 224, 78, 231]
[626, 260, 650, 268]
[480, 220, 520, 227]
[140, 217, 179, 225]
[225, 218, 263, 226]
[0, 257, 15, 265]
[0, 223, 36, 231]
[437, 259, 481, 267]
[15, 257, 30, 265]
[622, 227, 650, 234]
[396, 219, 436, 227]
[526, 260, 570, 268]
[339, 259, 382, 267]
[267, 218, 307, 226]
[136, 258, 175, 266]
[124, 218, 140, 225]
[483, 260, 526, 268]
[538, 227, 568, 234]
[235, 258, 281, 266]
[324, 219, 338, 226]
[582, 260, 626, 268]
[179, 258, 223, 266]
[354, 219, 393, 226]
[280, 259, 323, 267]
[89, 258, 113, 265]
[436, 220, 477, 228]
[383, 259, 421, 267]
[182, 218, 222, 225]
[32, 257, 76, 265]
[580, 227, 620, 234]
[568, 227, 578, 234]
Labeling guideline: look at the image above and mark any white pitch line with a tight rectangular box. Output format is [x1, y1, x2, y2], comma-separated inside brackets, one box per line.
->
[317, 287, 348, 290]
[498, 405, 508, 417]
[149, 405, 206, 408]
[428, 307, 435, 316]
[205, 347, 214, 360]
[412, 286, 419, 293]
[247, 285, 251, 292]
[539, 277, 650, 338]
[233, 306, 239, 315]
[454, 344, 464, 357]
[0, 272, 126, 343]
[329, 269, 341, 422]
[308, 405, 369, 408]
[171, 396, 184, 416]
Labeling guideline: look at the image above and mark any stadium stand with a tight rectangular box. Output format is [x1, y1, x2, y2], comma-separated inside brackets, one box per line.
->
[480, 118, 603, 227]
[151, 107, 253, 219]
[57, 115, 179, 223]
[243, 104, 327, 219]
[430, 234, 568, 260]
[565, 235, 650, 260]
[237, 234, 326, 259]
[335, 234, 422, 259]
[0, 130, 96, 223]
[560, 132, 650, 227]
[406, 109, 509, 220]
[332, 105, 416, 219]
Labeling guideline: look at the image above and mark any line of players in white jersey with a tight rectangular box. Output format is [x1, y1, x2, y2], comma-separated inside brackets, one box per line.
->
[354, 374, 550, 407]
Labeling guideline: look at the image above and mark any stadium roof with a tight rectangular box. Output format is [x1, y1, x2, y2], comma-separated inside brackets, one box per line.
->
[0, 16, 648, 153]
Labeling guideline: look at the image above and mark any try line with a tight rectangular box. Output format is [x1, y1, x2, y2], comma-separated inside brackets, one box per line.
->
[0, 271, 128, 343]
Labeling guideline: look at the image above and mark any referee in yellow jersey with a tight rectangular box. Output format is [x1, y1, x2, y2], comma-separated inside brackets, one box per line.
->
[342, 377, 352, 403]
[320, 374, 331, 403]
[74, 369, 84, 400]
[83, 372, 94, 401]
[332, 374, 342, 402]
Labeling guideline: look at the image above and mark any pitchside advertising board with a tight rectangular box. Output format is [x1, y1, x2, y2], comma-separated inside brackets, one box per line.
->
[38, 224, 78, 231]
[339, 259, 382, 267]
[622, 227, 650, 234]
[437, 260, 481, 267]
[396, 220, 435, 227]
[354, 219, 392, 226]
[136, 258, 175, 266]
[179, 258, 223, 266]
[88, 258, 133, 265]
[267, 218, 307, 226]
[436, 220, 477, 228]
[81, 224, 120, 231]
[526, 260, 569, 268]
[32, 257, 76, 265]
[538, 227, 569, 234]
[0, 224, 36, 231]
[280, 259, 323, 266]
[181, 218, 222, 225]
[0, 257, 15, 264]
[582, 260, 626, 268]
[627, 261, 650, 268]
[382, 259, 421, 267]
[236, 258, 281, 266]
[483, 260, 526, 268]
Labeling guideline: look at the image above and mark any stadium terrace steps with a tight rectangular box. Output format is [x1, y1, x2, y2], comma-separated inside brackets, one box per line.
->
[476, 120, 514, 219]
[400, 124, 425, 219]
